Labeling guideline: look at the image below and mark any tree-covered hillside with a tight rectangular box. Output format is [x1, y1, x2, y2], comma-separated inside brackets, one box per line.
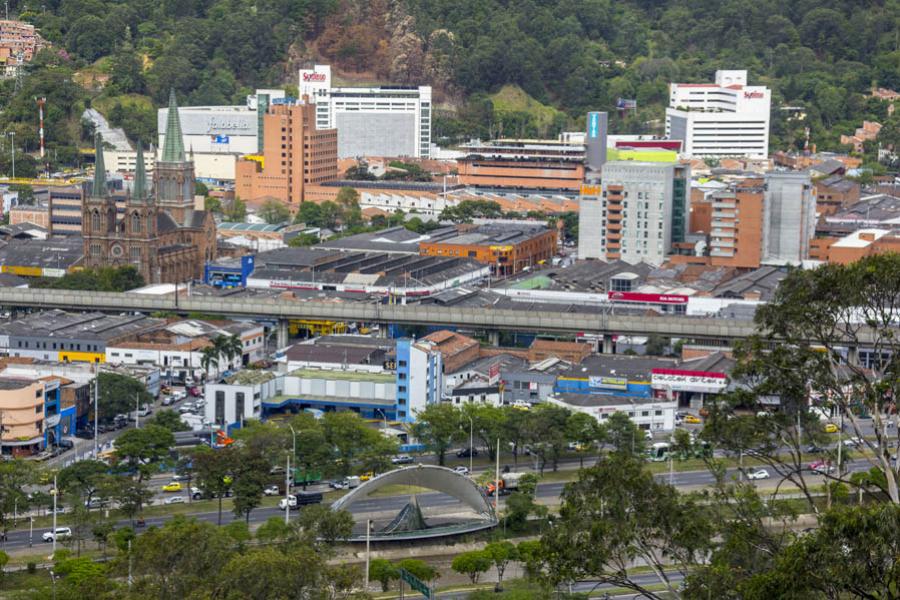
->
[1, 0, 899, 171]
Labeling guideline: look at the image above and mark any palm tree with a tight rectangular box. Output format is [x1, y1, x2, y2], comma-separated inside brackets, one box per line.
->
[225, 334, 243, 366]
[200, 346, 219, 380]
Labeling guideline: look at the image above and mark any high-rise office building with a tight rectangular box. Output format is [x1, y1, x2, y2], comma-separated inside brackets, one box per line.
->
[234, 101, 338, 206]
[299, 64, 432, 159]
[666, 70, 771, 159]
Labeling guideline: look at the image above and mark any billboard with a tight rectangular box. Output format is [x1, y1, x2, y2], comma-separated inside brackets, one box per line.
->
[299, 64, 332, 98]
[608, 291, 689, 305]
[651, 369, 727, 393]
[584, 111, 608, 172]
[589, 376, 628, 391]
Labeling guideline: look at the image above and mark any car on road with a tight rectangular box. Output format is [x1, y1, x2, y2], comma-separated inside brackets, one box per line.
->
[810, 460, 835, 474]
[453, 466, 470, 476]
[746, 469, 770, 480]
[805, 445, 825, 454]
[42, 527, 72, 542]
[456, 447, 479, 458]
[191, 486, 203, 500]
[843, 437, 865, 447]
[84, 498, 110, 509]
[359, 472, 375, 482]
[391, 455, 414, 465]
[164, 496, 185, 505]
[161, 396, 174, 406]
[824, 423, 839, 433]
[263, 485, 280, 496]
[162, 482, 183, 493]
[683, 415, 702, 424]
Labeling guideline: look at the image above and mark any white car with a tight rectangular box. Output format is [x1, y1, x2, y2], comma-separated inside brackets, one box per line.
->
[453, 466, 470, 476]
[263, 485, 280, 496]
[746, 469, 771, 480]
[42, 527, 72, 542]
[164, 496, 185, 505]
[843, 437, 863, 447]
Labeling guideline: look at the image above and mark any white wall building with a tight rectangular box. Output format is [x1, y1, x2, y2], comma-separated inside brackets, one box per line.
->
[547, 393, 678, 431]
[666, 70, 771, 159]
[762, 171, 816, 265]
[299, 64, 432, 159]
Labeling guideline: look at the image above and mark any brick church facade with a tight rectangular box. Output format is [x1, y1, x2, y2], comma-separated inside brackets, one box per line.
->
[82, 91, 216, 284]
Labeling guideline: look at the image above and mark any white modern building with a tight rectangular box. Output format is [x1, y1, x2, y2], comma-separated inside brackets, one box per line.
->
[665, 70, 771, 159]
[578, 161, 690, 266]
[299, 64, 432, 159]
[155, 90, 286, 183]
[762, 171, 816, 265]
[548, 393, 678, 432]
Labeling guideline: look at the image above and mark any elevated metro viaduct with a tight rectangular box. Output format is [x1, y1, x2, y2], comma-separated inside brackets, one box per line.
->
[0, 288, 885, 353]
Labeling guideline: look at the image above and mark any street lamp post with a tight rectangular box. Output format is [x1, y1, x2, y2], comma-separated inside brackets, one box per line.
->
[288, 425, 297, 461]
[284, 453, 291, 525]
[50, 474, 58, 557]
[467, 415, 474, 474]
[364, 518, 372, 591]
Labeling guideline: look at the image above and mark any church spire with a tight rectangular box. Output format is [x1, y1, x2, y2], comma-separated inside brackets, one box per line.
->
[161, 89, 185, 162]
[133, 140, 147, 201]
[93, 132, 106, 196]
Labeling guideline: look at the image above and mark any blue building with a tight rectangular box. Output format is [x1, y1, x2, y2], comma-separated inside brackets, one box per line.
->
[204, 255, 255, 288]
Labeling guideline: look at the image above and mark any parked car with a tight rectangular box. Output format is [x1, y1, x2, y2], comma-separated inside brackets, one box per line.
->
[683, 415, 702, 424]
[456, 447, 479, 458]
[746, 469, 770, 480]
[162, 482, 183, 493]
[84, 498, 110, 509]
[164, 496, 185, 505]
[42, 527, 72, 542]
[391, 455, 414, 465]
[263, 485, 280, 496]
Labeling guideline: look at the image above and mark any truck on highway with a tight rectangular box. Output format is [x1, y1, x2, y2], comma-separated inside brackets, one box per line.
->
[485, 472, 526, 496]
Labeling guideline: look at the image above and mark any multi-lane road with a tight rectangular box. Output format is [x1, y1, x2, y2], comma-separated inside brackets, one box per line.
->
[1, 457, 875, 553]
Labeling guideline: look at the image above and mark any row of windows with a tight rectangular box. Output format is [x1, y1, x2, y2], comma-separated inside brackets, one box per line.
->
[16, 339, 101, 352]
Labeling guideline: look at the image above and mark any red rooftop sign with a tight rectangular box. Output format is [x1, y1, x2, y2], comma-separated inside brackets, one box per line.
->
[608, 292, 688, 305]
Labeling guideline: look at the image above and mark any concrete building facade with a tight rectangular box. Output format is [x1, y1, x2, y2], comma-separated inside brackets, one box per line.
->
[665, 70, 771, 158]
[234, 101, 338, 206]
[299, 64, 432, 159]
[762, 172, 816, 265]
[0, 377, 72, 457]
[578, 161, 689, 266]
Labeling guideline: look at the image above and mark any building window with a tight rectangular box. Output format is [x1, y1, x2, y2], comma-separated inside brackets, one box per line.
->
[654, 410, 662, 416]
[215, 391, 225, 424]
[131, 247, 141, 262]
[641, 410, 649, 417]
[399, 386, 407, 392]
[236, 392, 245, 419]
[132, 212, 142, 233]
[35, 404, 42, 413]
[91, 210, 100, 231]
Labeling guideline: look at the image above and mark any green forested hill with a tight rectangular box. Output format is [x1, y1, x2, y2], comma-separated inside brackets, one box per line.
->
[1, 0, 899, 173]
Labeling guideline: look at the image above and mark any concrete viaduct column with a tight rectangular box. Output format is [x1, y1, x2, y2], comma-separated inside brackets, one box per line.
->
[487, 330, 500, 346]
[276, 319, 289, 350]
[602, 335, 614, 354]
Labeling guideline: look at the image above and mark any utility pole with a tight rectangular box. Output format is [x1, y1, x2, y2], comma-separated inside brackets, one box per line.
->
[93, 372, 99, 456]
[127, 539, 133, 587]
[364, 518, 372, 591]
[8, 132, 15, 179]
[494, 437, 500, 513]
[284, 453, 291, 525]
[134, 393, 139, 429]
[51, 474, 58, 557]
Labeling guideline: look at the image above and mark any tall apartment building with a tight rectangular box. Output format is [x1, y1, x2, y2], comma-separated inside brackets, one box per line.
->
[709, 179, 766, 268]
[762, 171, 816, 265]
[234, 101, 338, 206]
[708, 172, 814, 268]
[299, 64, 432, 159]
[578, 161, 690, 266]
[666, 70, 771, 158]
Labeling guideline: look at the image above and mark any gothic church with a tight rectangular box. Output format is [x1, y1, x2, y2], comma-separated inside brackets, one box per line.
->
[82, 91, 216, 284]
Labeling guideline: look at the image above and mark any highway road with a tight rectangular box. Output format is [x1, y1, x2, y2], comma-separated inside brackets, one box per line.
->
[1, 458, 875, 553]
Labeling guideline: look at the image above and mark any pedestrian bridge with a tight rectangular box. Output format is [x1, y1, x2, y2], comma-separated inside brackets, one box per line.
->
[331, 465, 498, 541]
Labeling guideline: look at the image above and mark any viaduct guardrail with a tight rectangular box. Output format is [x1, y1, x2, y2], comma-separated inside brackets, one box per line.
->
[0, 288, 763, 341]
